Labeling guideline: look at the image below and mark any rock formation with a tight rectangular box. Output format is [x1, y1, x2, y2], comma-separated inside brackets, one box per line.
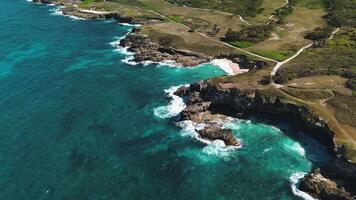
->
[119, 31, 213, 66]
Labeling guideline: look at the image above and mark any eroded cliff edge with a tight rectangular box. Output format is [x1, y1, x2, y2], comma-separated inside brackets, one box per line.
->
[175, 79, 356, 199]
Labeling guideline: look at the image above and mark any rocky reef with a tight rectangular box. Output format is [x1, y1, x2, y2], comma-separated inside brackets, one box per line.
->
[174, 80, 356, 199]
[119, 30, 213, 66]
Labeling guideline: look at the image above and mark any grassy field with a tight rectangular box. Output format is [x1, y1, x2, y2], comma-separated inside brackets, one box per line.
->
[76, 0, 356, 162]
[247, 1, 326, 59]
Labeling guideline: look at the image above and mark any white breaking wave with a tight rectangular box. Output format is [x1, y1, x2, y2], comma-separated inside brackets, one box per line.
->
[49, 6, 86, 20]
[290, 172, 316, 200]
[284, 142, 306, 157]
[110, 33, 134, 56]
[118, 22, 141, 27]
[210, 59, 234, 75]
[176, 120, 241, 157]
[154, 85, 188, 119]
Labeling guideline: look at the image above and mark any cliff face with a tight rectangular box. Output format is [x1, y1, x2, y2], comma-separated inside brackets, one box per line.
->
[119, 31, 213, 66]
[176, 80, 356, 200]
[178, 81, 335, 148]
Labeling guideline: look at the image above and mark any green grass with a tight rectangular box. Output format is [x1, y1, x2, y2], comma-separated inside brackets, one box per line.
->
[255, 50, 288, 61]
[81, 0, 95, 4]
[167, 15, 184, 24]
[165, 0, 264, 16]
[229, 41, 254, 48]
[275, 28, 356, 91]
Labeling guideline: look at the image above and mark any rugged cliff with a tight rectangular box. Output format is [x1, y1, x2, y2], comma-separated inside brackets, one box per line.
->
[175, 80, 356, 199]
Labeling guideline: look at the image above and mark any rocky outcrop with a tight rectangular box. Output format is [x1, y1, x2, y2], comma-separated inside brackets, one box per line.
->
[300, 169, 356, 200]
[176, 81, 335, 148]
[197, 125, 240, 146]
[176, 80, 356, 199]
[119, 30, 269, 68]
[119, 31, 213, 66]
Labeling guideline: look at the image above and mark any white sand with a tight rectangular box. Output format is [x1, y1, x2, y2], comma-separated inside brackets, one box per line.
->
[211, 59, 249, 75]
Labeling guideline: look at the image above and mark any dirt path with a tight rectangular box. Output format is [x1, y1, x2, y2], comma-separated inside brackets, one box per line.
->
[327, 27, 341, 41]
[112, 3, 277, 62]
[271, 43, 313, 76]
[266, 0, 289, 25]
[181, 5, 251, 25]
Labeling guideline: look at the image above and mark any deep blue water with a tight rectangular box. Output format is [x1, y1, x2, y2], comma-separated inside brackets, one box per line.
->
[0, 0, 330, 199]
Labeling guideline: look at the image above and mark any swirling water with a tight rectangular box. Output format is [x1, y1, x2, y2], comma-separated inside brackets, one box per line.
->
[0, 0, 329, 199]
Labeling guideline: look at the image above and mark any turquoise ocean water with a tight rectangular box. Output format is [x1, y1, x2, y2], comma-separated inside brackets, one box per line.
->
[0, 0, 330, 199]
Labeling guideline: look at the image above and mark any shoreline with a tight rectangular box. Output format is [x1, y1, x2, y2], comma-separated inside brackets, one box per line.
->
[31, 0, 261, 73]
[173, 81, 356, 199]
[28, 1, 356, 199]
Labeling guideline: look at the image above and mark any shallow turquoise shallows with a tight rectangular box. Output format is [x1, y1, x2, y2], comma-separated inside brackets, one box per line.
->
[0, 0, 329, 199]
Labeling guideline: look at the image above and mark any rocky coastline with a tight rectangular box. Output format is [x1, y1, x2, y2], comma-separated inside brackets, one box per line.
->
[30, 0, 356, 199]
[33, 0, 268, 68]
[119, 29, 269, 68]
[174, 80, 356, 200]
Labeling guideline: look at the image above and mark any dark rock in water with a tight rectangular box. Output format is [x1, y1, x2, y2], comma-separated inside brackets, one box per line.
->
[299, 169, 356, 200]
[197, 125, 240, 146]
[180, 102, 211, 121]
[119, 32, 213, 66]
[173, 86, 188, 97]
[177, 80, 356, 199]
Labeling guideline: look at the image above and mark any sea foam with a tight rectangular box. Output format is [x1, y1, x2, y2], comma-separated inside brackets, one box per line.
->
[154, 85, 187, 119]
[49, 6, 86, 20]
[290, 172, 316, 200]
[176, 120, 241, 157]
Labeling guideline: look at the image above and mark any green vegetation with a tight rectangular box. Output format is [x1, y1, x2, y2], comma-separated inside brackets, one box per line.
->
[324, 0, 356, 27]
[165, 0, 264, 16]
[224, 25, 273, 43]
[282, 88, 333, 100]
[229, 41, 253, 48]
[273, 0, 296, 24]
[81, 0, 96, 4]
[167, 15, 183, 23]
[255, 50, 288, 61]
[328, 93, 356, 127]
[276, 28, 356, 91]
[304, 26, 333, 41]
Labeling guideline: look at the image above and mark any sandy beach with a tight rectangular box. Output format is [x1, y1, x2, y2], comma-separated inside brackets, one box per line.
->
[211, 59, 249, 75]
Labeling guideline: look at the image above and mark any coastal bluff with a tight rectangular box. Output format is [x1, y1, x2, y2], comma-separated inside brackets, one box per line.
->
[174, 80, 356, 200]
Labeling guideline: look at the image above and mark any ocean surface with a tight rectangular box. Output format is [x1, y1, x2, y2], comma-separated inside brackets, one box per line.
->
[0, 0, 330, 199]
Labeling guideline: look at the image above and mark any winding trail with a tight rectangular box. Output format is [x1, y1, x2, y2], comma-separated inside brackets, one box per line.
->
[181, 4, 251, 25]
[266, 0, 289, 25]
[238, 15, 251, 25]
[327, 27, 340, 41]
[112, 3, 276, 62]
[271, 27, 341, 77]
[77, 2, 335, 72]
[271, 43, 313, 76]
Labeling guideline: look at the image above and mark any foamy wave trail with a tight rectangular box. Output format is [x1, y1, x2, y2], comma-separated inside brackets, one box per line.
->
[110, 30, 135, 56]
[49, 6, 86, 20]
[176, 120, 241, 157]
[290, 172, 316, 200]
[284, 142, 306, 157]
[119, 23, 141, 27]
[157, 60, 181, 68]
[154, 85, 187, 119]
